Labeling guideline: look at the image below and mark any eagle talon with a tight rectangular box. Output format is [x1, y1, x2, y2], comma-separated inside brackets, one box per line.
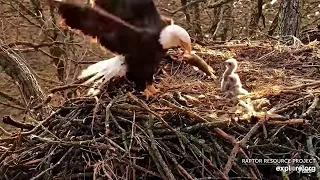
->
[143, 88, 152, 100]
[149, 84, 160, 94]
[143, 84, 160, 100]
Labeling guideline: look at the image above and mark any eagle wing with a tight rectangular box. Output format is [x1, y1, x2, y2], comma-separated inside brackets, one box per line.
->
[54, 1, 147, 55]
[93, 0, 163, 29]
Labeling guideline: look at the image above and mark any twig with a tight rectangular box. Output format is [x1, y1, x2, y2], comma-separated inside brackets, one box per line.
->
[0, 48, 46, 109]
[146, 117, 176, 180]
[0, 101, 25, 110]
[122, 160, 162, 178]
[284, 80, 320, 90]
[302, 95, 319, 118]
[214, 128, 237, 144]
[179, 132, 228, 179]
[128, 94, 174, 131]
[270, 94, 313, 114]
[168, 0, 205, 15]
[4, 41, 79, 49]
[239, 122, 263, 147]
[104, 137, 126, 152]
[2, 116, 35, 130]
[223, 143, 240, 176]
[141, 141, 167, 179]
[0, 126, 11, 136]
[105, 98, 115, 135]
[30, 147, 74, 180]
[29, 134, 106, 148]
[32, 94, 53, 111]
[180, 121, 231, 132]
[49, 84, 88, 93]
[223, 122, 263, 176]
[0, 90, 25, 107]
[265, 119, 309, 126]
[208, 43, 253, 49]
[161, 142, 195, 180]
[207, 0, 235, 9]
[160, 99, 208, 122]
[306, 136, 320, 178]
[21, 109, 59, 136]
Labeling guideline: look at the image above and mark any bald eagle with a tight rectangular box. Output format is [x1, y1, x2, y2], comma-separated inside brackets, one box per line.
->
[51, 0, 192, 99]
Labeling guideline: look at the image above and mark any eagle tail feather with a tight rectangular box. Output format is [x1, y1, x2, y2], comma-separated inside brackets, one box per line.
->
[78, 55, 127, 85]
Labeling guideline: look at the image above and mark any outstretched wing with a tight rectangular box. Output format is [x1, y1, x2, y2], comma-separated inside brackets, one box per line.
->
[93, 0, 163, 29]
[53, 1, 144, 55]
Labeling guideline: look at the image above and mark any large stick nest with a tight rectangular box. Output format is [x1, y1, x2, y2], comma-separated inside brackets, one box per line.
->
[1, 41, 320, 180]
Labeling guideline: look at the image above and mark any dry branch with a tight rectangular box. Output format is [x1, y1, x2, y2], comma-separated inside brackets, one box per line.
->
[207, 0, 235, 9]
[2, 116, 35, 130]
[0, 91, 25, 107]
[0, 47, 49, 114]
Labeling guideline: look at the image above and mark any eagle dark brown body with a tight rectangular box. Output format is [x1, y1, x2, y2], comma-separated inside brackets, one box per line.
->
[52, 0, 192, 98]
[56, 0, 164, 91]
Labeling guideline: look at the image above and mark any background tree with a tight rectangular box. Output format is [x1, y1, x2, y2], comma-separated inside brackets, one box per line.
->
[278, 0, 301, 37]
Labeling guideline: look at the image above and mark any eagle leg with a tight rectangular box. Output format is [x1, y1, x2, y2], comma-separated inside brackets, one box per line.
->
[143, 84, 160, 100]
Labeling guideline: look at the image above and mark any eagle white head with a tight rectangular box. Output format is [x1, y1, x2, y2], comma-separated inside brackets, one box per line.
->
[159, 24, 192, 54]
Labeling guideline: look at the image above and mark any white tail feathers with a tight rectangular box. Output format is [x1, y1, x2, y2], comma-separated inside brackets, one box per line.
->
[78, 55, 127, 85]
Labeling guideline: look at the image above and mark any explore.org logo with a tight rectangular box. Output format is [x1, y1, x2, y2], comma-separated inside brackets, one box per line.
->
[276, 165, 316, 173]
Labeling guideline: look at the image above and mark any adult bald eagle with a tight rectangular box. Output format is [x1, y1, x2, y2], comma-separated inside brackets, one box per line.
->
[51, 0, 192, 99]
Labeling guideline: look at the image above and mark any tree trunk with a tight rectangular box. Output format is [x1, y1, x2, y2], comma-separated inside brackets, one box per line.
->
[278, 0, 301, 37]
[193, 2, 203, 40]
[268, 10, 280, 36]
[248, 0, 264, 36]
[0, 48, 47, 113]
[209, 7, 221, 35]
[181, 0, 191, 24]
[212, 2, 233, 41]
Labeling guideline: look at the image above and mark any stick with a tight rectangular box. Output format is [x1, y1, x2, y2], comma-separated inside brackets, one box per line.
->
[146, 117, 176, 180]
[302, 95, 319, 118]
[0, 126, 11, 136]
[30, 147, 74, 180]
[265, 119, 308, 126]
[49, 84, 88, 93]
[2, 116, 35, 130]
[284, 80, 320, 90]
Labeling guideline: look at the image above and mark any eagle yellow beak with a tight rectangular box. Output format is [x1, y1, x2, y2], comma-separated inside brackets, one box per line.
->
[180, 40, 192, 54]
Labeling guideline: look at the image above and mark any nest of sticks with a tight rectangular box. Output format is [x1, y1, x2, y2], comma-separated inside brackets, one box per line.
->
[1, 42, 320, 180]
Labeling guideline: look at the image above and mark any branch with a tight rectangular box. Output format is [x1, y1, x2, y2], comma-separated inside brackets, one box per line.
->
[0, 47, 48, 112]
[302, 95, 319, 118]
[169, 0, 205, 15]
[2, 116, 35, 130]
[0, 91, 25, 107]
[207, 0, 235, 9]
[4, 41, 80, 49]
[30, 147, 74, 180]
[284, 80, 320, 90]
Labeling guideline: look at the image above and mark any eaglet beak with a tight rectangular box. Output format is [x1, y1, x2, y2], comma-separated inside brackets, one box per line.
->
[180, 40, 192, 54]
